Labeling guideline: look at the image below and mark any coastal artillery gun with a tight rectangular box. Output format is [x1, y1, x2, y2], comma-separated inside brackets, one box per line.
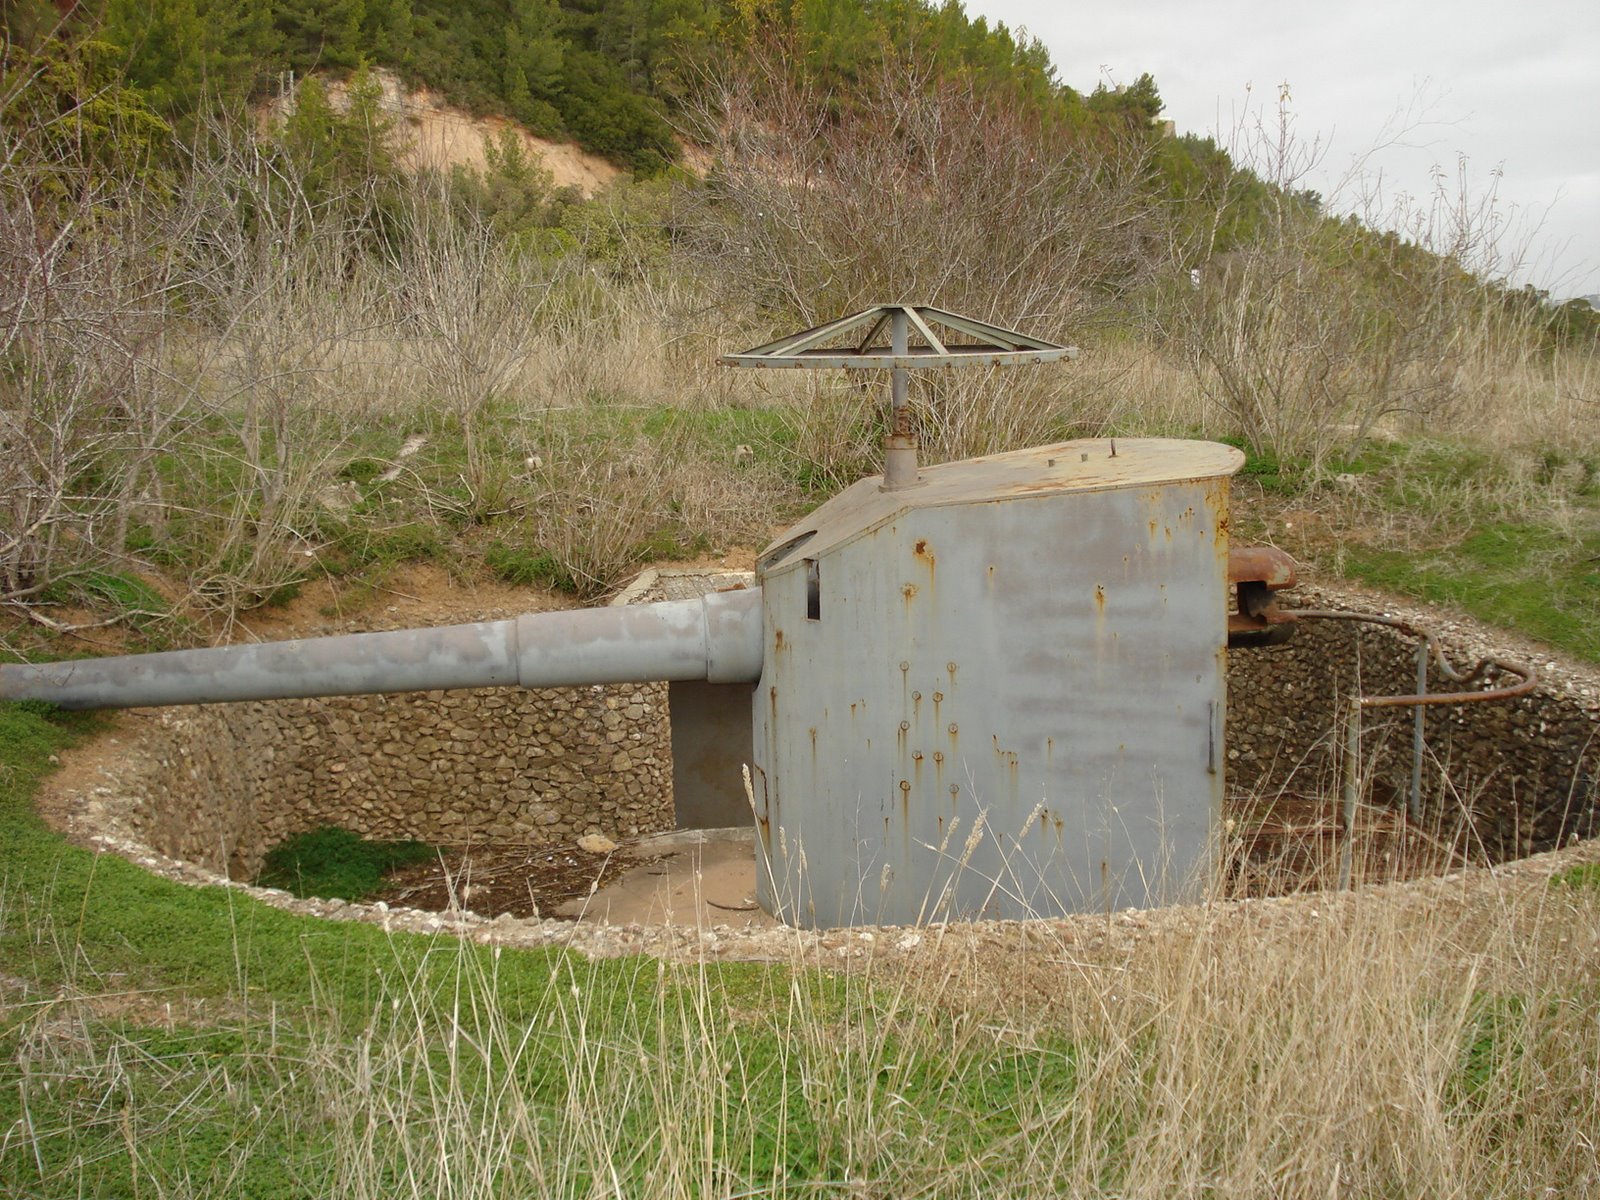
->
[2, 306, 1299, 927]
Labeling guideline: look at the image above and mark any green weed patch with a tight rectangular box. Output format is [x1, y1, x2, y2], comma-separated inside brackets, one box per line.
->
[255, 826, 437, 901]
[1341, 520, 1600, 661]
[1551, 861, 1600, 889]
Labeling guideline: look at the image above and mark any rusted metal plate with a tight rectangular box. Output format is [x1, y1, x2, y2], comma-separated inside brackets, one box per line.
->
[1228, 545, 1298, 589]
[751, 438, 1242, 927]
[759, 438, 1244, 576]
[1227, 544, 1300, 645]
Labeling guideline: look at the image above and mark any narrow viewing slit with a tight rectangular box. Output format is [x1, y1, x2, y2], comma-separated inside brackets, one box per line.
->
[805, 558, 821, 621]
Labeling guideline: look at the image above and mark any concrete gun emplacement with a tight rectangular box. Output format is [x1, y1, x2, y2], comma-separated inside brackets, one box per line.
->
[3, 436, 1306, 928]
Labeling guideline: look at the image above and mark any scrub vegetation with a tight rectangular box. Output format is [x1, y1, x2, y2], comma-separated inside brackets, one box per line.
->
[1, 3, 1597, 1194]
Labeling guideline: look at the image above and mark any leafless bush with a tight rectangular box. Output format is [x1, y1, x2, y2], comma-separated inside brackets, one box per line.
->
[174, 130, 372, 605]
[675, 39, 1162, 336]
[518, 410, 784, 597]
[1167, 89, 1552, 467]
[0, 63, 200, 614]
[387, 179, 575, 517]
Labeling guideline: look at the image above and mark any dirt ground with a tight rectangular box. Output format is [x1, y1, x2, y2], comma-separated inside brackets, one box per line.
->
[367, 829, 775, 930]
[370, 840, 652, 920]
[349, 787, 1477, 925]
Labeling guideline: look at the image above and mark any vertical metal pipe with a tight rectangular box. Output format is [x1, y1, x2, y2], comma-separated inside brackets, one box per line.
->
[882, 308, 919, 489]
[1340, 696, 1361, 890]
[1410, 641, 1428, 822]
[890, 308, 908, 418]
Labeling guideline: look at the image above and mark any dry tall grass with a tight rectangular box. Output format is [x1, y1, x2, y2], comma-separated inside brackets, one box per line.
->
[7, 855, 1596, 1197]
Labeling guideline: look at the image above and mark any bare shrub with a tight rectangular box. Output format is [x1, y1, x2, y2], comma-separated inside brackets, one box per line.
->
[1167, 89, 1559, 468]
[515, 409, 785, 597]
[675, 38, 1162, 337]
[0, 54, 199, 615]
[387, 179, 574, 518]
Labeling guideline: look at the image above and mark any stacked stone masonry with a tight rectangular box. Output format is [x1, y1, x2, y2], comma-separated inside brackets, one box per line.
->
[117, 681, 671, 880]
[1226, 588, 1600, 862]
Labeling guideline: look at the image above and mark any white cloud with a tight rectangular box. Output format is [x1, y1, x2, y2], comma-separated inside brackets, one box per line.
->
[973, 0, 1600, 297]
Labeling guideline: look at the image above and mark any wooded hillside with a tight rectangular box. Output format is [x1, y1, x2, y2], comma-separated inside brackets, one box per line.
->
[6, 0, 1167, 172]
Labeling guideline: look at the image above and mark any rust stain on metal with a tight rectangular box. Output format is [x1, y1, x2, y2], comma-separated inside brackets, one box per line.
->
[751, 764, 772, 852]
[1229, 546, 1298, 589]
[1228, 545, 1301, 645]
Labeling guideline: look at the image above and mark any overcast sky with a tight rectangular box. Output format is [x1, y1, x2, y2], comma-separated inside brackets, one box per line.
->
[971, 0, 1600, 299]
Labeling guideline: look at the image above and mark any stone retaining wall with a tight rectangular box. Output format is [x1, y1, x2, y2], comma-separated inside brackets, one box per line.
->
[1226, 588, 1600, 861]
[117, 681, 671, 879]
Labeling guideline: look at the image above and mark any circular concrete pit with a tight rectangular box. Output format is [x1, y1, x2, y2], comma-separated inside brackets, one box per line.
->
[34, 582, 1600, 927]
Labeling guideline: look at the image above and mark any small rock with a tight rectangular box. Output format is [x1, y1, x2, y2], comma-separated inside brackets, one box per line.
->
[577, 833, 617, 855]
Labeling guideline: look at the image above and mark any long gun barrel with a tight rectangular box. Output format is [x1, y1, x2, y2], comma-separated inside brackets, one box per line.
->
[0, 588, 764, 711]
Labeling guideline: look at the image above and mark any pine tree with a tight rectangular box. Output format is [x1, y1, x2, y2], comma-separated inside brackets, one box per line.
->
[274, 0, 365, 71]
[508, 0, 564, 100]
[362, 0, 413, 62]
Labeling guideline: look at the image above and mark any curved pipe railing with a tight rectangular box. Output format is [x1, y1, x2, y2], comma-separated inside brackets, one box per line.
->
[1288, 607, 1537, 888]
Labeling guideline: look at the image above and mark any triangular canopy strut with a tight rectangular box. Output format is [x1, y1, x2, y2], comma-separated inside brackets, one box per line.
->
[722, 305, 1075, 490]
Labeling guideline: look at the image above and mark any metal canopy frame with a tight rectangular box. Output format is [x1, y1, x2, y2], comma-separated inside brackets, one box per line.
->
[719, 304, 1075, 370]
[722, 304, 1075, 490]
